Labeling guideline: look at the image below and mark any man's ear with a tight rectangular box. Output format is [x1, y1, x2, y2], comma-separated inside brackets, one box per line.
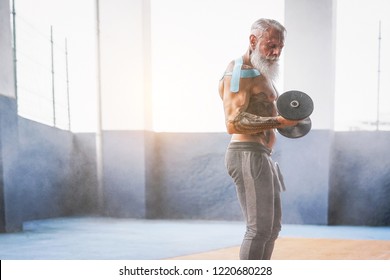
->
[249, 34, 257, 49]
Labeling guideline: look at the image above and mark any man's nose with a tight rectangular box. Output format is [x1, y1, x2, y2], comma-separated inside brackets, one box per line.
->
[273, 48, 282, 57]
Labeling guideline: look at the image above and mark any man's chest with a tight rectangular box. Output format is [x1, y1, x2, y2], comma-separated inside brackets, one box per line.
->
[250, 77, 278, 102]
[245, 78, 278, 116]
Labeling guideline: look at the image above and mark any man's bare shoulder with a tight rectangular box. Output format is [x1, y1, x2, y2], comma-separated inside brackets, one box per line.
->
[221, 58, 260, 95]
[224, 59, 256, 73]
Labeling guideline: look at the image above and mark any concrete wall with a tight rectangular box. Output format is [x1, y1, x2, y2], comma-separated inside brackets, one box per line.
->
[103, 131, 147, 218]
[17, 120, 98, 220]
[329, 132, 390, 226]
[0, 0, 15, 98]
[145, 132, 241, 220]
[0, 96, 19, 232]
[102, 130, 331, 224]
[0, 0, 18, 232]
[101, 131, 241, 220]
[101, 129, 389, 227]
[2, 123, 390, 232]
[275, 130, 333, 224]
[1, 116, 99, 232]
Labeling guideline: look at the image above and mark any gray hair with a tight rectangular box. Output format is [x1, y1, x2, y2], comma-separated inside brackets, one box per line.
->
[250, 18, 286, 39]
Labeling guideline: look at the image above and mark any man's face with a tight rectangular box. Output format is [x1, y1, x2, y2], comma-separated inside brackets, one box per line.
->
[250, 28, 284, 80]
[257, 28, 284, 62]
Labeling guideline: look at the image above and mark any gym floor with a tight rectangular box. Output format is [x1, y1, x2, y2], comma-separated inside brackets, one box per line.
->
[0, 217, 389, 260]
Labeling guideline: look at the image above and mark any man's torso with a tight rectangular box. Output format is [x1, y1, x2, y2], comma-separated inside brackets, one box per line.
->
[220, 66, 278, 148]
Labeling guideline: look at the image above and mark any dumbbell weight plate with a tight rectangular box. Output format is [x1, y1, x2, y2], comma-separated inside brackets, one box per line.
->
[277, 90, 314, 120]
[277, 117, 312, 138]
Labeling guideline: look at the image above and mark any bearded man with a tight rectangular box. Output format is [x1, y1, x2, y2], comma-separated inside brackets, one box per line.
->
[219, 18, 298, 260]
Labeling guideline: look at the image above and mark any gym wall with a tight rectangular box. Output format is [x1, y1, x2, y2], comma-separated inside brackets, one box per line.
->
[100, 129, 390, 226]
[2, 124, 390, 232]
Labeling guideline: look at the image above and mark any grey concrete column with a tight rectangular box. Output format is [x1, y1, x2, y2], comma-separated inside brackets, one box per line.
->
[98, 0, 152, 218]
[0, 96, 21, 232]
[284, 0, 336, 130]
[280, 0, 336, 224]
[0, 0, 20, 232]
[0, 0, 15, 98]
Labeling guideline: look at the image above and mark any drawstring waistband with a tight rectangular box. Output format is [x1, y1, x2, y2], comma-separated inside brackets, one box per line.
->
[227, 141, 272, 156]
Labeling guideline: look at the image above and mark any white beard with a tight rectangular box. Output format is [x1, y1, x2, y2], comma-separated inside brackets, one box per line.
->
[250, 48, 279, 81]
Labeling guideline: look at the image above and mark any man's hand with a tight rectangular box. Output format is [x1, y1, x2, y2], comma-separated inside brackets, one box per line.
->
[276, 116, 299, 128]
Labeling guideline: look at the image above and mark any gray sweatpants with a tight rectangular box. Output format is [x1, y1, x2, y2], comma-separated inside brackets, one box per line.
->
[225, 141, 284, 260]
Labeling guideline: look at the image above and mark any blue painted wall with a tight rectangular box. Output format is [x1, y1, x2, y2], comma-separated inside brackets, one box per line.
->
[144, 132, 242, 220]
[103, 131, 147, 218]
[103, 129, 390, 226]
[103, 130, 331, 224]
[275, 130, 333, 224]
[329, 131, 390, 226]
[0, 96, 19, 232]
[17, 119, 99, 221]
[2, 116, 390, 232]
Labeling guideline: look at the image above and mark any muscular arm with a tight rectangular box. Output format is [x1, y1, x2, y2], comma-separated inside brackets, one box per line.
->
[228, 111, 281, 134]
[219, 69, 297, 134]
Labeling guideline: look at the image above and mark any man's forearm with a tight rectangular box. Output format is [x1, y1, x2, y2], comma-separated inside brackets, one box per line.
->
[227, 111, 281, 134]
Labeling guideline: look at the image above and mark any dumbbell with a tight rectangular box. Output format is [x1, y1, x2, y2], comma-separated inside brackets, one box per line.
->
[276, 90, 314, 138]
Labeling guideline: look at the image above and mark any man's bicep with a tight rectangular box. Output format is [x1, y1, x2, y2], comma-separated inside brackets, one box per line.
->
[221, 79, 252, 134]
[222, 77, 250, 117]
